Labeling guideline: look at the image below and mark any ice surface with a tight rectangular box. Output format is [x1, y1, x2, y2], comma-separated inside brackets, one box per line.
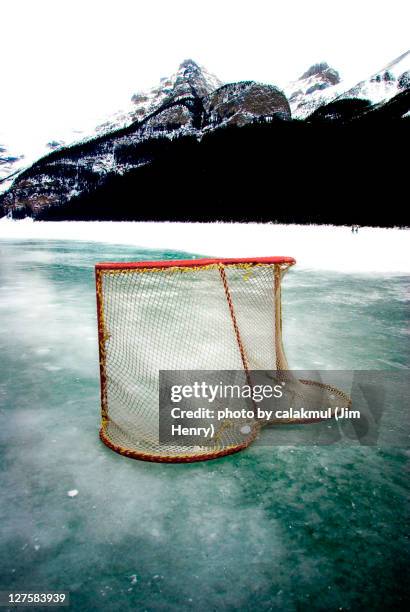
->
[0, 239, 408, 610]
[0, 219, 409, 273]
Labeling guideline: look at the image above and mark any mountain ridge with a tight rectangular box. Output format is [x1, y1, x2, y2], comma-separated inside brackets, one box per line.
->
[2, 52, 409, 188]
[1, 53, 409, 225]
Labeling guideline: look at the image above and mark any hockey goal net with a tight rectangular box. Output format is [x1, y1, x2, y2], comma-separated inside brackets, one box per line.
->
[95, 256, 349, 462]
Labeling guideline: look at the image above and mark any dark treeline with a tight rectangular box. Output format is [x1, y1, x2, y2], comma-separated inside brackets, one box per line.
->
[36, 116, 409, 226]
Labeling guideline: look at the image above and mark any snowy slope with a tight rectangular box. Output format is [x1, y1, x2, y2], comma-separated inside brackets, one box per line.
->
[0, 125, 96, 193]
[338, 50, 410, 105]
[0, 143, 25, 187]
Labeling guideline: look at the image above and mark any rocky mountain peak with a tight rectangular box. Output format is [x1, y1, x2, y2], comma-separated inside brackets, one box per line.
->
[299, 62, 340, 85]
[128, 59, 223, 124]
[178, 58, 202, 74]
[285, 61, 342, 118]
[170, 58, 223, 99]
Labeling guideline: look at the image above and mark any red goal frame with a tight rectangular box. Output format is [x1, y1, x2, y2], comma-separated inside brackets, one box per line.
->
[95, 255, 296, 271]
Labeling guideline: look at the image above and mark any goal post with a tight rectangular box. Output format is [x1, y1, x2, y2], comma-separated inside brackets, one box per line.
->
[95, 256, 350, 462]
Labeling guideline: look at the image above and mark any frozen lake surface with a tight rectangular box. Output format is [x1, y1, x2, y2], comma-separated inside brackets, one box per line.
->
[1, 218, 409, 273]
[0, 236, 408, 610]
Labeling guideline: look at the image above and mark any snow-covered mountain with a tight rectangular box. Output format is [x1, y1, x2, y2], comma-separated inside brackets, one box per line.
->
[284, 62, 344, 119]
[95, 59, 223, 135]
[0, 59, 291, 197]
[1, 51, 409, 213]
[0, 60, 223, 192]
[287, 50, 410, 119]
[2, 52, 409, 193]
[0, 129, 92, 192]
[0, 144, 25, 191]
[0, 59, 290, 218]
[338, 50, 410, 105]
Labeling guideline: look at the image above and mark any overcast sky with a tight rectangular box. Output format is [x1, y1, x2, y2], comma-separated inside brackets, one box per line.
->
[1, 0, 409, 150]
